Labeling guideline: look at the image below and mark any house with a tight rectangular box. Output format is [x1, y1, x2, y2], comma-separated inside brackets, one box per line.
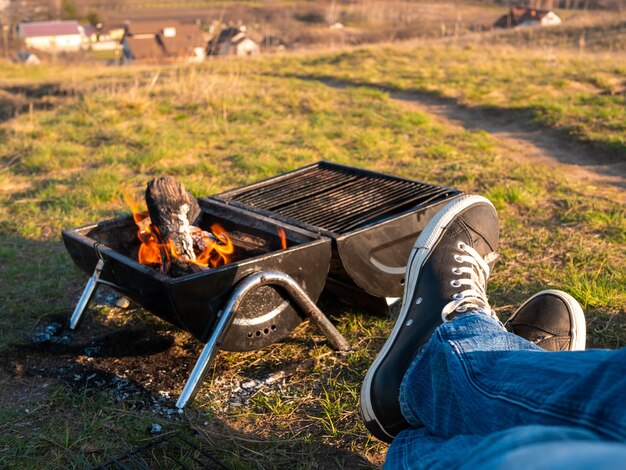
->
[494, 8, 562, 29]
[18, 21, 85, 52]
[123, 36, 165, 61]
[122, 21, 205, 62]
[160, 23, 205, 61]
[82, 24, 98, 43]
[208, 27, 259, 56]
[88, 25, 123, 57]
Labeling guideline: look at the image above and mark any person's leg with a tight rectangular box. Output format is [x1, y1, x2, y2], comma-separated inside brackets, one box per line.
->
[360, 194, 500, 442]
[385, 424, 626, 470]
[361, 194, 588, 443]
[400, 311, 626, 441]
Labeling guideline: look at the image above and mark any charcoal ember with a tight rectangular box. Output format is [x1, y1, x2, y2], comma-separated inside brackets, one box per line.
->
[168, 258, 205, 277]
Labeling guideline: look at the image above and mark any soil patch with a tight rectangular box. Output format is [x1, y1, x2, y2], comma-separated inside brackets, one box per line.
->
[0, 306, 201, 413]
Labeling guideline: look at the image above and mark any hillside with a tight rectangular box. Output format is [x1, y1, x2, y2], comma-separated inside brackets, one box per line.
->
[1, 41, 625, 467]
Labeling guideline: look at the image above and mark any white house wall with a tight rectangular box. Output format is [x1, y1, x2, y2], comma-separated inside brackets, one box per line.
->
[235, 38, 259, 56]
[25, 34, 83, 52]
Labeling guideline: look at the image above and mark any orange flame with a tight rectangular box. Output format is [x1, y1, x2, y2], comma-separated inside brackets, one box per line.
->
[125, 193, 235, 271]
[138, 224, 165, 266]
[278, 228, 287, 250]
[185, 223, 234, 268]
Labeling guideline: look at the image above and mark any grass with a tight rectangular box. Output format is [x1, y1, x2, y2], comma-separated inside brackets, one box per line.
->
[1, 42, 625, 468]
[265, 43, 626, 157]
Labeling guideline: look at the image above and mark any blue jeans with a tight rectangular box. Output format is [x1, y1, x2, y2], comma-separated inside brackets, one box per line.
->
[385, 312, 626, 469]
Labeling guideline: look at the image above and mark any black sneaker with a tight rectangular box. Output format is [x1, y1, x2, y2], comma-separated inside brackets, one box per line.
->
[360, 194, 499, 443]
[505, 290, 586, 351]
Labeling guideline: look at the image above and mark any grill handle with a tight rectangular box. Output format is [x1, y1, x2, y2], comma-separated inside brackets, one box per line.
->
[176, 270, 351, 409]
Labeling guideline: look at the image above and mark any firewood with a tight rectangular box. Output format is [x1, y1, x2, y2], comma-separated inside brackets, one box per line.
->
[145, 176, 201, 262]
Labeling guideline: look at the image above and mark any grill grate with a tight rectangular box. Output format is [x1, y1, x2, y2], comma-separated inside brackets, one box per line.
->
[218, 162, 456, 233]
[91, 434, 230, 470]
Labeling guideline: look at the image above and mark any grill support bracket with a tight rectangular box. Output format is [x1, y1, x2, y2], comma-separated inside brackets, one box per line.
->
[176, 270, 352, 409]
[69, 257, 105, 330]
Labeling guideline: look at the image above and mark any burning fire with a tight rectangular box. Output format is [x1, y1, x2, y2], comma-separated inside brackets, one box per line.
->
[123, 192, 234, 270]
[278, 228, 287, 250]
[185, 223, 234, 268]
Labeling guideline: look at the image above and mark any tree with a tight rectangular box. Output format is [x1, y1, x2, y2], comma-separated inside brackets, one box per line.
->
[84, 10, 101, 27]
[60, 0, 78, 20]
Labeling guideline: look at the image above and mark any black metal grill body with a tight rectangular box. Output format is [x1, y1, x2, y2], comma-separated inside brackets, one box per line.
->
[214, 161, 462, 300]
[63, 199, 331, 351]
[63, 161, 461, 351]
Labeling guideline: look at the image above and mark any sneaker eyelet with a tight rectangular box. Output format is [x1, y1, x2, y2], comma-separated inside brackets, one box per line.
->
[451, 267, 461, 275]
[453, 254, 463, 263]
[457, 241, 466, 250]
[415, 297, 423, 305]
[452, 293, 462, 300]
[450, 280, 461, 288]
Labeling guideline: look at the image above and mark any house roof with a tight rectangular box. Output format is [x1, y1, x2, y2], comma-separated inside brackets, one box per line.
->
[20, 21, 82, 38]
[83, 25, 98, 37]
[233, 35, 255, 46]
[124, 22, 205, 59]
[125, 37, 166, 60]
[212, 27, 243, 44]
[125, 20, 182, 36]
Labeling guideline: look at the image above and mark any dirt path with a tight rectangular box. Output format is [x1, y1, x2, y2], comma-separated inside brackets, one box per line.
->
[315, 78, 626, 202]
[390, 90, 626, 197]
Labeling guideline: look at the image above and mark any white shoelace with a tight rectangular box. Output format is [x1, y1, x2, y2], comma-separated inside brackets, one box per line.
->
[441, 241, 499, 323]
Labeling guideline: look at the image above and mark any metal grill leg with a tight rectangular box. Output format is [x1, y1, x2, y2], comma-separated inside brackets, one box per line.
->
[69, 258, 105, 330]
[176, 271, 351, 409]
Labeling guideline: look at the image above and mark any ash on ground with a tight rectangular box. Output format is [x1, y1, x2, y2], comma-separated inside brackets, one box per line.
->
[31, 321, 72, 345]
[212, 370, 287, 410]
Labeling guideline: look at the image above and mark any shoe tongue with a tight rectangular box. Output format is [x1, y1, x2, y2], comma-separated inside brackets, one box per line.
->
[459, 209, 498, 253]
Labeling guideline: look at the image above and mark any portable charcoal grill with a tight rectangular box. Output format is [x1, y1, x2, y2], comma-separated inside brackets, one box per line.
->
[63, 161, 462, 408]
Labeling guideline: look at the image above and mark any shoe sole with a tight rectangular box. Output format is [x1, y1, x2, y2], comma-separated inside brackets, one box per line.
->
[360, 194, 496, 442]
[508, 289, 586, 351]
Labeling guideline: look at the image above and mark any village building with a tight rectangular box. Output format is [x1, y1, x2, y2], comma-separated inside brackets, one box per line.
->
[18, 20, 85, 52]
[494, 8, 562, 29]
[208, 26, 260, 56]
[88, 25, 123, 58]
[122, 20, 206, 62]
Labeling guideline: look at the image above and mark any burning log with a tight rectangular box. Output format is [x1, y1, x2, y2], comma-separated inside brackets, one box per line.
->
[145, 176, 201, 262]
[132, 176, 234, 276]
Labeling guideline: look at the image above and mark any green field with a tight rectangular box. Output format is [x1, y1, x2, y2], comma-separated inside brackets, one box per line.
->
[1, 42, 625, 468]
[269, 44, 626, 157]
